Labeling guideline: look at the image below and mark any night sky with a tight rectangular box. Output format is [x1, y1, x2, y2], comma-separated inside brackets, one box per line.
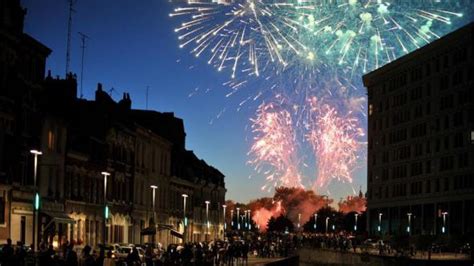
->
[23, 0, 471, 203]
[21, 0, 265, 202]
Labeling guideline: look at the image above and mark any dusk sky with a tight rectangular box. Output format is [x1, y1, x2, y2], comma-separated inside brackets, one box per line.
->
[21, 0, 273, 203]
[21, 0, 471, 203]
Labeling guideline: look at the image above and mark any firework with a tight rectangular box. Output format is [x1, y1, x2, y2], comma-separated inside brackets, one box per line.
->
[170, 0, 467, 81]
[294, 0, 467, 76]
[306, 96, 365, 191]
[248, 100, 304, 190]
[170, 0, 312, 81]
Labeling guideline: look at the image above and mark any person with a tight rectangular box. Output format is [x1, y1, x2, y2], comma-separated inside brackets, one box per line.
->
[144, 246, 153, 266]
[126, 247, 141, 266]
[1, 238, 14, 265]
[96, 247, 105, 266]
[81, 245, 95, 266]
[15, 241, 27, 266]
[103, 250, 115, 266]
[65, 243, 78, 266]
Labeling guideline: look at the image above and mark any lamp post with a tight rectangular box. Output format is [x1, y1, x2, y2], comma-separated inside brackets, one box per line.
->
[378, 212, 383, 233]
[230, 210, 234, 228]
[101, 171, 110, 245]
[325, 217, 329, 234]
[248, 210, 252, 231]
[244, 210, 248, 230]
[222, 204, 227, 237]
[407, 212, 412, 235]
[297, 213, 301, 229]
[441, 211, 448, 234]
[182, 194, 188, 243]
[236, 208, 240, 230]
[30, 150, 42, 252]
[314, 214, 318, 230]
[354, 213, 359, 232]
[150, 185, 158, 243]
[205, 200, 210, 238]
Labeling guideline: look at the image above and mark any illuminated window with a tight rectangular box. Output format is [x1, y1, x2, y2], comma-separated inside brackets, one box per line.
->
[369, 104, 373, 116]
[48, 130, 55, 151]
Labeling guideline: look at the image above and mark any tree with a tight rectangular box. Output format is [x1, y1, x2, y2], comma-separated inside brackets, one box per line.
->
[268, 214, 294, 233]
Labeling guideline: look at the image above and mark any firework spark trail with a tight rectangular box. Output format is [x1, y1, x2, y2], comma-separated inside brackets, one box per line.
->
[171, 0, 466, 83]
[248, 101, 303, 190]
[306, 96, 365, 192]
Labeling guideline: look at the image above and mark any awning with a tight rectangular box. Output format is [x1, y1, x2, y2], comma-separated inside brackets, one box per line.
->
[170, 229, 183, 239]
[42, 211, 76, 224]
[140, 226, 156, 236]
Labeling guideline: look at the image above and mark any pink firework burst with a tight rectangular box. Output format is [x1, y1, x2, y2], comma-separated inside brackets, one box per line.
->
[306, 96, 364, 191]
[248, 102, 303, 191]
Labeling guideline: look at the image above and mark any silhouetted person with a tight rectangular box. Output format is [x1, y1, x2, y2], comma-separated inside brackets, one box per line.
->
[96, 247, 105, 266]
[15, 241, 27, 266]
[81, 245, 95, 266]
[103, 250, 115, 266]
[1, 238, 14, 265]
[65, 243, 78, 266]
[126, 247, 141, 266]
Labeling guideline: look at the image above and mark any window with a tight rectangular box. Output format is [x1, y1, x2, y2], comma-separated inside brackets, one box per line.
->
[471, 131, 474, 144]
[410, 162, 423, 176]
[425, 160, 431, 174]
[458, 153, 469, 168]
[0, 196, 4, 224]
[453, 112, 463, 127]
[454, 132, 463, 148]
[48, 130, 55, 151]
[426, 180, 431, 194]
[369, 104, 373, 116]
[411, 86, 422, 101]
[444, 178, 450, 192]
[439, 156, 454, 171]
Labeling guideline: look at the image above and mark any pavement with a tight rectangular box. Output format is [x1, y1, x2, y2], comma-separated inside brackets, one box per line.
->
[247, 255, 287, 265]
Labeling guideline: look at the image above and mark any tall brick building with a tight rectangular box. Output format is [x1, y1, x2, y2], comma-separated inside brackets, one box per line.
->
[363, 23, 474, 235]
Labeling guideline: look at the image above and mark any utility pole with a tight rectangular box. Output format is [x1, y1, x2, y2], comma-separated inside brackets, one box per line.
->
[65, 0, 76, 76]
[78, 32, 90, 99]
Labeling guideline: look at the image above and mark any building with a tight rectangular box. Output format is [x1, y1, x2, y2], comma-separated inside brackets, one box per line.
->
[363, 22, 474, 235]
[0, 0, 226, 249]
[0, 0, 52, 246]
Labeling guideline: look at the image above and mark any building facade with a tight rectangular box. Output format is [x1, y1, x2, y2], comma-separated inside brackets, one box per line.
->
[363, 23, 474, 235]
[0, 0, 226, 249]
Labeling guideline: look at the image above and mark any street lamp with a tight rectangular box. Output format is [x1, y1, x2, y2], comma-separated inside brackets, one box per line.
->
[378, 212, 383, 233]
[150, 185, 158, 243]
[230, 209, 234, 227]
[314, 214, 318, 230]
[101, 171, 110, 245]
[182, 194, 188, 242]
[407, 213, 412, 235]
[205, 200, 210, 237]
[325, 217, 329, 234]
[244, 210, 248, 229]
[297, 213, 301, 229]
[30, 150, 42, 252]
[248, 210, 252, 230]
[236, 207, 240, 230]
[441, 211, 448, 234]
[222, 204, 227, 234]
[354, 213, 359, 232]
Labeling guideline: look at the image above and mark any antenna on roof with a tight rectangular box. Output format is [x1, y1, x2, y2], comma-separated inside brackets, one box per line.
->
[78, 32, 90, 99]
[146, 86, 150, 110]
[108, 87, 116, 96]
[65, 0, 77, 76]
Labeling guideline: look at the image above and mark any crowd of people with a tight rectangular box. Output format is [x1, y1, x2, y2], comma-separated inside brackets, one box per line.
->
[0, 234, 297, 266]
